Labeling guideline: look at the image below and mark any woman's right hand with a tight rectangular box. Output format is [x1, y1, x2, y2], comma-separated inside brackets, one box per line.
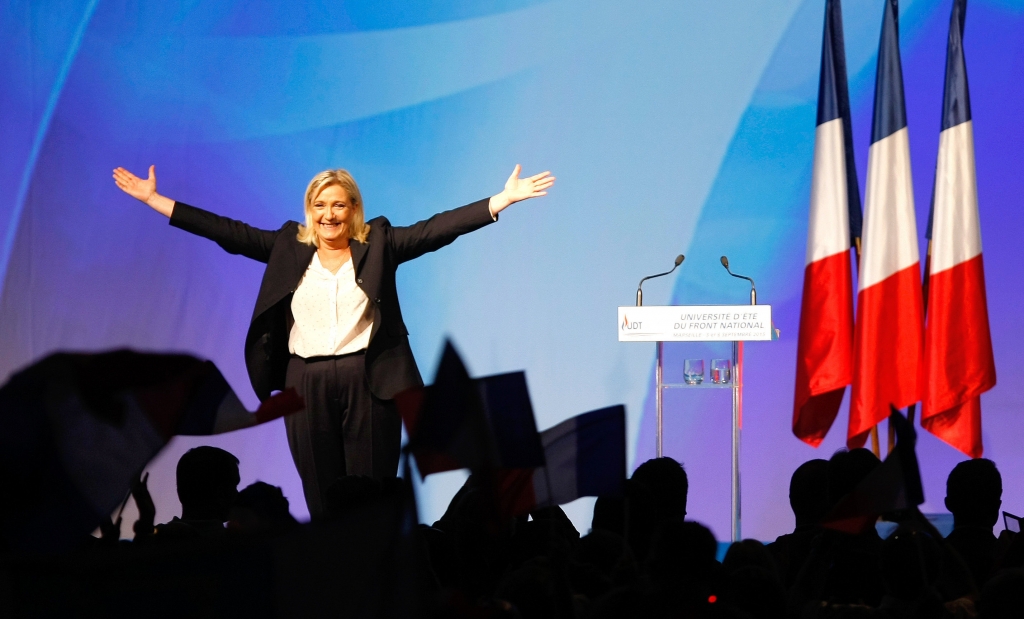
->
[113, 165, 175, 217]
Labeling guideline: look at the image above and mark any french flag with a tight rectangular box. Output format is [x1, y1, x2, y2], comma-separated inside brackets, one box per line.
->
[531, 405, 626, 508]
[0, 350, 303, 552]
[396, 341, 545, 478]
[849, 0, 924, 448]
[921, 0, 995, 458]
[495, 406, 626, 515]
[793, 0, 860, 447]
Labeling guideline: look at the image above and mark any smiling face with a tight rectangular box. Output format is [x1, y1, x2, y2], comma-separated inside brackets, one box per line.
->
[311, 184, 354, 245]
[298, 169, 368, 248]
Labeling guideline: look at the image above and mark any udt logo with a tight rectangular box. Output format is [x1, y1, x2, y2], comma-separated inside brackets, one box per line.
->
[621, 314, 642, 330]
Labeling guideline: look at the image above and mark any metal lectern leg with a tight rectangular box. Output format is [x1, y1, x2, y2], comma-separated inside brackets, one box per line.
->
[656, 341, 664, 458]
[731, 340, 743, 542]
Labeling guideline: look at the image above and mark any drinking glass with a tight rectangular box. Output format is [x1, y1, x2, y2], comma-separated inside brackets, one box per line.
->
[683, 359, 704, 385]
[711, 358, 732, 384]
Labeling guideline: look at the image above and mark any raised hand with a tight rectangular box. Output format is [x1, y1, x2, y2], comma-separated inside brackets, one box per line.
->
[504, 164, 555, 202]
[113, 165, 175, 217]
[113, 165, 156, 202]
[131, 472, 156, 539]
[489, 164, 556, 217]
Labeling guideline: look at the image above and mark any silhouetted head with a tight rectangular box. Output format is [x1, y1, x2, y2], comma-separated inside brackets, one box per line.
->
[646, 519, 718, 585]
[227, 481, 297, 535]
[827, 448, 881, 509]
[644, 520, 722, 615]
[626, 457, 689, 563]
[630, 457, 688, 520]
[946, 458, 1002, 529]
[790, 459, 829, 528]
[880, 525, 942, 600]
[722, 539, 777, 577]
[176, 446, 240, 522]
[591, 496, 626, 537]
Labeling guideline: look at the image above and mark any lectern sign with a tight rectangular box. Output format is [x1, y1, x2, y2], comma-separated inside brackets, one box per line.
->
[618, 305, 773, 342]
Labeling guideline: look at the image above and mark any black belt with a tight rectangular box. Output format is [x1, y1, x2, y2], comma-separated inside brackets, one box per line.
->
[292, 349, 366, 363]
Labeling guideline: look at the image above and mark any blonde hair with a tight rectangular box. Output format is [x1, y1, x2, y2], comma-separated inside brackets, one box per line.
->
[296, 169, 371, 246]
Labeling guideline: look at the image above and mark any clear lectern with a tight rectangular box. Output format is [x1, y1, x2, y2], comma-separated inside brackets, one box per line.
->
[618, 304, 775, 542]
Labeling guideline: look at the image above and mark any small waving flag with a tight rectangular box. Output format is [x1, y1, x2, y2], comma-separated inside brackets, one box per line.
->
[0, 350, 303, 552]
[396, 341, 495, 476]
[793, 0, 860, 446]
[921, 0, 995, 458]
[532, 405, 627, 507]
[396, 341, 545, 478]
[497, 406, 627, 516]
[850, 0, 924, 448]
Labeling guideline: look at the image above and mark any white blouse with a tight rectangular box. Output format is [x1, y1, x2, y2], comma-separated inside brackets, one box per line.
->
[288, 253, 373, 357]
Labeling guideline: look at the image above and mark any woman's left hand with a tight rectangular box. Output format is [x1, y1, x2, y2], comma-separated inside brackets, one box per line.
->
[489, 165, 555, 217]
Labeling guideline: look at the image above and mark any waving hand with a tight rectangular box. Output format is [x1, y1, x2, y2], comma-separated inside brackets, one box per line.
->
[488, 165, 556, 217]
[113, 165, 175, 217]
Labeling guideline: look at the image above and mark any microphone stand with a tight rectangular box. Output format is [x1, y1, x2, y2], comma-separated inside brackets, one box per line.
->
[636, 255, 684, 307]
[636, 255, 684, 459]
[720, 256, 756, 305]
[719, 256, 756, 541]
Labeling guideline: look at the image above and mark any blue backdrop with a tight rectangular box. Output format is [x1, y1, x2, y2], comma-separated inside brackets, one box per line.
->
[2, 0, 1022, 539]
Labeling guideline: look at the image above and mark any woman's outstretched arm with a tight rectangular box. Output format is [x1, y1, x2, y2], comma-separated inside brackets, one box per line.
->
[113, 165, 175, 217]
[113, 164, 279, 263]
[389, 165, 556, 264]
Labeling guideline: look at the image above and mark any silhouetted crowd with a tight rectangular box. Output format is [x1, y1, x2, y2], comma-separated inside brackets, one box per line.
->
[3, 447, 1024, 618]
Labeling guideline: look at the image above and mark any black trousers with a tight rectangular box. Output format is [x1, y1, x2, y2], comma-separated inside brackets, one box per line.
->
[284, 353, 402, 520]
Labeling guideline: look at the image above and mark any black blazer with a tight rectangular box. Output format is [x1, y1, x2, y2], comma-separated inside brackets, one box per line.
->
[169, 198, 495, 401]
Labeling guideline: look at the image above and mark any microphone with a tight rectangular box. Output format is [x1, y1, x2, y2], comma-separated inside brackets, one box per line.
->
[720, 256, 756, 305]
[636, 254, 684, 306]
